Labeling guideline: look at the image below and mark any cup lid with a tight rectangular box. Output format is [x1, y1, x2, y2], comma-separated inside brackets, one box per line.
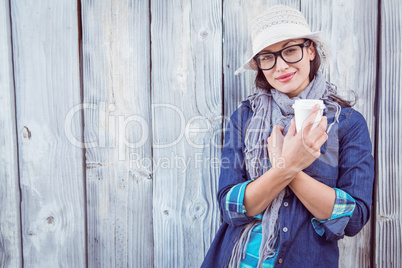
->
[292, 99, 325, 109]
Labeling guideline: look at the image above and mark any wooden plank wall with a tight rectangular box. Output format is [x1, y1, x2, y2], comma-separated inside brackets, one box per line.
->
[376, 0, 402, 267]
[9, 0, 86, 266]
[150, 1, 222, 267]
[0, 0, 22, 266]
[81, 1, 153, 267]
[1, 0, 401, 267]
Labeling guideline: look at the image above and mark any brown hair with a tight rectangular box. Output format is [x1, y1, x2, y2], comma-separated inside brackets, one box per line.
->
[254, 40, 354, 107]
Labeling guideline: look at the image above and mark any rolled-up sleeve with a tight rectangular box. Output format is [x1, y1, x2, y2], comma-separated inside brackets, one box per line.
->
[217, 104, 256, 227]
[312, 188, 356, 238]
[225, 181, 263, 219]
[316, 109, 374, 241]
[225, 181, 251, 215]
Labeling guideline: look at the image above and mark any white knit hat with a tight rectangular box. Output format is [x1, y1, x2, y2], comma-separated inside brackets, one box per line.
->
[234, 5, 323, 75]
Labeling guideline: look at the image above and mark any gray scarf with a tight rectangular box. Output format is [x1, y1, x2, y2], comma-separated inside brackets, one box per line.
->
[229, 72, 340, 268]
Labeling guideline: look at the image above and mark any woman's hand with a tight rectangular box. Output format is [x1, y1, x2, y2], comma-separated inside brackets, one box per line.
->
[268, 104, 328, 175]
[267, 125, 285, 169]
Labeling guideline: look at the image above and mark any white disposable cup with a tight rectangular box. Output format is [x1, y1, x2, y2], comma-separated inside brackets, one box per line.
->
[292, 100, 326, 133]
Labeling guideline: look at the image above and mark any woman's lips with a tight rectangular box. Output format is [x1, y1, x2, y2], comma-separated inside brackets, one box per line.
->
[276, 72, 296, 82]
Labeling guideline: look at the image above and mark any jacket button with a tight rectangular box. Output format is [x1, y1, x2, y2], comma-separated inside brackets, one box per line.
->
[283, 227, 288, 232]
[278, 258, 283, 263]
[283, 202, 288, 207]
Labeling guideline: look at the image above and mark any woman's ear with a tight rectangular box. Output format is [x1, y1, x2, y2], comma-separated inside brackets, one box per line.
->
[308, 43, 316, 61]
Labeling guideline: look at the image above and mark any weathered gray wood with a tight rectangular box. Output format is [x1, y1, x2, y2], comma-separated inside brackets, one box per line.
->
[301, 1, 378, 267]
[151, 0, 222, 266]
[81, 0, 153, 267]
[0, 0, 22, 267]
[223, 0, 300, 118]
[4, 1, 402, 267]
[376, 0, 402, 267]
[9, 0, 86, 266]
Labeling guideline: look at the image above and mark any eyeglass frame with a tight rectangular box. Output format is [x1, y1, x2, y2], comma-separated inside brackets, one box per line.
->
[253, 40, 312, 71]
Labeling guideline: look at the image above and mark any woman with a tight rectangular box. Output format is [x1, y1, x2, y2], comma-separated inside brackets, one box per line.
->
[202, 5, 374, 268]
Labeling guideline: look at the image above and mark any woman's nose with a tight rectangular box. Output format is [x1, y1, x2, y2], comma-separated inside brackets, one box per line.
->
[275, 56, 289, 71]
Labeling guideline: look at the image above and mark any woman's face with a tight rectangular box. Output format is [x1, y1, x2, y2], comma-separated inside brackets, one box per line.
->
[260, 38, 316, 98]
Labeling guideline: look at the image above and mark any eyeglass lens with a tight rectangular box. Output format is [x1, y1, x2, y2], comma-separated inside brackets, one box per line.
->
[257, 45, 303, 70]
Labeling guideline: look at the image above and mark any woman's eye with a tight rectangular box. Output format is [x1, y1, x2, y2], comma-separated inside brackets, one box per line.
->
[283, 48, 298, 55]
[260, 55, 274, 61]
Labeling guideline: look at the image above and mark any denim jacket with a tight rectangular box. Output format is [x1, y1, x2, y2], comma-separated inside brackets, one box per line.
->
[201, 100, 374, 268]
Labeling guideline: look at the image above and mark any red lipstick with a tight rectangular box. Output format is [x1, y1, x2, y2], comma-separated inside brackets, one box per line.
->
[277, 72, 295, 82]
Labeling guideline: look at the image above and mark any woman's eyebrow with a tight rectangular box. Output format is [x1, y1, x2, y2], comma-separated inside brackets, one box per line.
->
[282, 40, 296, 48]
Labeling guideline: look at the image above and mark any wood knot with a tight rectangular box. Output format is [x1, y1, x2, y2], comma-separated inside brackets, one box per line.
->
[46, 216, 54, 224]
[199, 29, 209, 40]
[22, 126, 31, 139]
[189, 202, 206, 221]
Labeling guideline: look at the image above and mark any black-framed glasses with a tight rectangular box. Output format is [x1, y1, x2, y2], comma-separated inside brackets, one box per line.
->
[254, 40, 311, 70]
